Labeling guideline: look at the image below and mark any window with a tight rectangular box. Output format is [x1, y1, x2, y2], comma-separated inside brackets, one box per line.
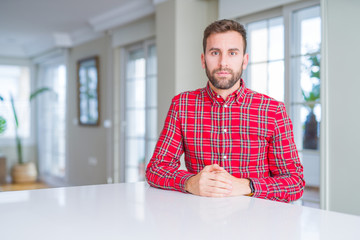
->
[37, 63, 67, 179]
[290, 5, 321, 208]
[123, 41, 157, 182]
[239, 2, 321, 208]
[0, 65, 31, 141]
[246, 17, 284, 102]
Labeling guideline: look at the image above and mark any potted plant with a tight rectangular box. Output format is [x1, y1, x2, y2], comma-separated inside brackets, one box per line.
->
[0, 96, 6, 135]
[302, 54, 320, 150]
[0, 96, 8, 183]
[0, 87, 52, 183]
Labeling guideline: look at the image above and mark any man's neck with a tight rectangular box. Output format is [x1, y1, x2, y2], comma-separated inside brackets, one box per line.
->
[209, 80, 241, 100]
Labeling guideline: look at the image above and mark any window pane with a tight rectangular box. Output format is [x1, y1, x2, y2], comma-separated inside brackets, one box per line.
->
[269, 17, 284, 61]
[146, 108, 157, 139]
[125, 139, 145, 182]
[126, 109, 145, 138]
[127, 49, 145, 79]
[145, 140, 157, 166]
[147, 76, 157, 108]
[126, 79, 145, 108]
[249, 63, 267, 94]
[293, 6, 321, 55]
[147, 45, 157, 76]
[0, 65, 30, 139]
[248, 20, 268, 63]
[268, 60, 284, 102]
[291, 103, 320, 151]
[291, 54, 320, 104]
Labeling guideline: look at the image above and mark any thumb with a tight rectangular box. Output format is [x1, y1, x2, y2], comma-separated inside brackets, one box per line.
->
[209, 164, 225, 172]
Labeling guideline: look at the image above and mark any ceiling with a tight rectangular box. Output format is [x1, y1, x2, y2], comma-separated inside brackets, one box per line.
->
[0, 0, 159, 58]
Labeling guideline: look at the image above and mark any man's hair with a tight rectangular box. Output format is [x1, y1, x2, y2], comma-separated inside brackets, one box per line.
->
[203, 19, 247, 54]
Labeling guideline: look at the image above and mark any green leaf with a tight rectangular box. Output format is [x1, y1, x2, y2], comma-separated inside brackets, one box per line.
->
[30, 87, 53, 101]
[0, 116, 6, 134]
[10, 94, 19, 128]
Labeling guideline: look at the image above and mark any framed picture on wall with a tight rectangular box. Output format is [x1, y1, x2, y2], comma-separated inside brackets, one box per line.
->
[77, 56, 100, 126]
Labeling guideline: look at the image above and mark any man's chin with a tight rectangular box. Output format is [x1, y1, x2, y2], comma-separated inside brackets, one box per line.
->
[210, 78, 238, 90]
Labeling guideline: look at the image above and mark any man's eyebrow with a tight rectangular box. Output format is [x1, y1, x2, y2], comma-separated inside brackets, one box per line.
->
[208, 47, 241, 52]
[208, 47, 220, 52]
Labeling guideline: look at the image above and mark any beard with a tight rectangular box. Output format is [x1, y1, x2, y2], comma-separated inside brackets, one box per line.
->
[205, 62, 244, 90]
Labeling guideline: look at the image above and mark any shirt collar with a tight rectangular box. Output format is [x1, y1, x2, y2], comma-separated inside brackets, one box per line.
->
[205, 79, 247, 105]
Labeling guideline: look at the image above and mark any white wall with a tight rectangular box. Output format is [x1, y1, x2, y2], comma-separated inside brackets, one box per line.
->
[322, 0, 360, 215]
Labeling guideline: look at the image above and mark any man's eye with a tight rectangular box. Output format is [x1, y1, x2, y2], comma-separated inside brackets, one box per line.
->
[230, 52, 237, 56]
[211, 52, 219, 56]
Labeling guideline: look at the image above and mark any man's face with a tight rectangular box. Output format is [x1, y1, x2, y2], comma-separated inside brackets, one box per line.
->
[201, 31, 249, 90]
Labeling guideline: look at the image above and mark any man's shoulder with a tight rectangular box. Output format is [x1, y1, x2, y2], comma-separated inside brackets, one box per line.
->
[172, 87, 205, 103]
[245, 88, 284, 108]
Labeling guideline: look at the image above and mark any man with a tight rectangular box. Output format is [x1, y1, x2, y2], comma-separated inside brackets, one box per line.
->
[146, 19, 305, 202]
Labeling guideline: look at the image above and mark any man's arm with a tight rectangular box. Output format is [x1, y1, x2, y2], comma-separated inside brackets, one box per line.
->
[145, 97, 193, 192]
[249, 102, 305, 202]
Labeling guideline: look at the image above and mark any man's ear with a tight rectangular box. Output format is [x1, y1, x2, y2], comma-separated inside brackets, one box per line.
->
[242, 53, 249, 70]
[201, 53, 205, 69]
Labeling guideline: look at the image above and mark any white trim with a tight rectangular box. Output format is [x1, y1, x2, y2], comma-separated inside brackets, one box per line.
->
[106, 37, 115, 184]
[89, 0, 155, 32]
[153, 0, 168, 5]
[70, 27, 105, 47]
[32, 49, 67, 65]
[320, 0, 329, 211]
[237, 7, 283, 23]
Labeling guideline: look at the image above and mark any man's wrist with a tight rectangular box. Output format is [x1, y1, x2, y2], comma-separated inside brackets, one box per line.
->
[247, 179, 255, 196]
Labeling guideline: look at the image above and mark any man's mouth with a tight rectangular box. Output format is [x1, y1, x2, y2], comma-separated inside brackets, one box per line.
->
[216, 71, 230, 76]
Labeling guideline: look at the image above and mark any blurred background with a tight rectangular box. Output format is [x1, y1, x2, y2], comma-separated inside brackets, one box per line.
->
[0, 0, 359, 216]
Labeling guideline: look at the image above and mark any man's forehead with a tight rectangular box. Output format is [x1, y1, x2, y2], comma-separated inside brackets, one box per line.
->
[206, 32, 244, 51]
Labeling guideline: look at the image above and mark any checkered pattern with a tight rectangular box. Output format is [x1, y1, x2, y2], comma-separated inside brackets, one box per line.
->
[146, 80, 305, 202]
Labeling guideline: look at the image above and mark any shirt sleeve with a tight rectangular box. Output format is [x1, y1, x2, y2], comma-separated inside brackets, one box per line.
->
[250, 102, 305, 202]
[145, 96, 195, 193]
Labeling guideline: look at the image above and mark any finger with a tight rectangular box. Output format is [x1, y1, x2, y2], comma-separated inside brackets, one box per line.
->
[209, 164, 225, 172]
[208, 172, 233, 185]
[208, 179, 232, 190]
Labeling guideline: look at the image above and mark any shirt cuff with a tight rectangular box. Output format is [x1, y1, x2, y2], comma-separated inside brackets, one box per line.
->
[174, 172, 196, 193]
[248, 178, 268, 199]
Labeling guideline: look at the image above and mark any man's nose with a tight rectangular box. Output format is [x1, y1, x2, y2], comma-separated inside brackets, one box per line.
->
[219, 54, 228, 68]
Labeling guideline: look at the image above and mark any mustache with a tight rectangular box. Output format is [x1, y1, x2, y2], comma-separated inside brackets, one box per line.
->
[212, 68, 234, 74]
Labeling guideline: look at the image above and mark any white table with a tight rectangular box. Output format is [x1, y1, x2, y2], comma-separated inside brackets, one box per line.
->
[0, 182, 359, 240]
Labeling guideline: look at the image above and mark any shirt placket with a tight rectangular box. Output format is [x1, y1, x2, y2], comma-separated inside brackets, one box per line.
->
[221, 100, 230, 168]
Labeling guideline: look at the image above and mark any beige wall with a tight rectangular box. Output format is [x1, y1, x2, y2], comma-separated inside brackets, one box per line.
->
[322, 0, 360, 215]
[156, 0, 218, 132]
[66, 35, 111, 186]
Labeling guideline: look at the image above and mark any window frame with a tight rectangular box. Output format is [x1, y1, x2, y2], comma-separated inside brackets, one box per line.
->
[118, 38, 157, 183]
[0, 58, 35, 146]
[33, 50, 69, 187]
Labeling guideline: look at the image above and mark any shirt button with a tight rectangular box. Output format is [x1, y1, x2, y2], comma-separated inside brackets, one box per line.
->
[217, 95, 221, 98]
[224, 104, 228, 108]
[223, 155, 227, 159]
[223, 128, 227, 133]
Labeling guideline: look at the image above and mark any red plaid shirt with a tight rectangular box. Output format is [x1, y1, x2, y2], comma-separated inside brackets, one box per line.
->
[146, 80, 305, 202]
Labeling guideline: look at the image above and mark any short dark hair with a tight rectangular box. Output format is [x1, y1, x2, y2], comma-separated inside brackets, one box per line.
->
[203, 19, 247, 54]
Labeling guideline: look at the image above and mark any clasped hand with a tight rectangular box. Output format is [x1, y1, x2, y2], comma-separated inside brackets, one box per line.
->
[185, 164, 251, 197]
